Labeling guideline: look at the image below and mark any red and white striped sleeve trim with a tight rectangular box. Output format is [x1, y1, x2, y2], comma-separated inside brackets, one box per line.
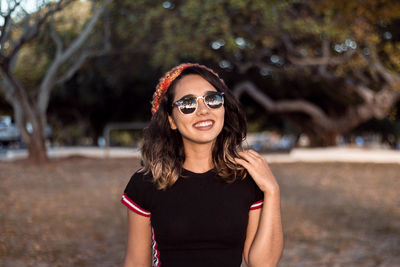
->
[250, 200, 263, 210]
[121, 193, 151, 217]
[151, 227, 161, 266]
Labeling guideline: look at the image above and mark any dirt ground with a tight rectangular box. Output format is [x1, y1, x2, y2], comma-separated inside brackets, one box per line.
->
[0, 157, 399, 267]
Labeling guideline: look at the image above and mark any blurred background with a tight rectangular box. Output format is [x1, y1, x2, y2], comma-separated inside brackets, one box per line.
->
[0, 0, 399, 266]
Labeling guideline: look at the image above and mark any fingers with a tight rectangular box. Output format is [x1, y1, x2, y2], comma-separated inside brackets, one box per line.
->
[234, 157, 251, 168]
[238, 149, 265, 162]
[235, 149, 267, 168]
[240, 149, 261, 157]
[248, 149, 265, 159]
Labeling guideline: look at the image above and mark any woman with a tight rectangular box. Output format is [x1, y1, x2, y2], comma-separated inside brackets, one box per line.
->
[121, 63, 283, 267]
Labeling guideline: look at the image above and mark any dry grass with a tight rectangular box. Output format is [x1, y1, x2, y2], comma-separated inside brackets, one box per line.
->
[0, 158, 399, 266]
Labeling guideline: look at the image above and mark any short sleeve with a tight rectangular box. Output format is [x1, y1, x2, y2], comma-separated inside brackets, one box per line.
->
[249, 177, 264, 211]
[121, 171, 154, 217]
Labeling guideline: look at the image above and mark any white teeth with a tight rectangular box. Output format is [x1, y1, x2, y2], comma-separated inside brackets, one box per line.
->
[195, 121, 213, 127]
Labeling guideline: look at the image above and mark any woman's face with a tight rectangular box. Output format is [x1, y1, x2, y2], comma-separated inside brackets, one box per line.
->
[168, 74, 225, 147]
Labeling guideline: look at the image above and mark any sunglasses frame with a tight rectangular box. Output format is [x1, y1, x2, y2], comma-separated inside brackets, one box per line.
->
[172, 92, 225, 115]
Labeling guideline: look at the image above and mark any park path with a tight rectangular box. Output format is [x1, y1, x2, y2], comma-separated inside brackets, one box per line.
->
[1, 146, 400, 163]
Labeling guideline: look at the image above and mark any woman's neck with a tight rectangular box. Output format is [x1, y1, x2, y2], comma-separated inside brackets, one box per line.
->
[183, 142, 214, 173]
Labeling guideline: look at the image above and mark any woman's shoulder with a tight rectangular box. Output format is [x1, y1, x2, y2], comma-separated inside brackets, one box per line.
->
[122, 169, 155, 216]
[131, 168, 153, 180]
[231, 172, 255, 185]
[233, 173, 263, 195]
[126, 169, 156, 189]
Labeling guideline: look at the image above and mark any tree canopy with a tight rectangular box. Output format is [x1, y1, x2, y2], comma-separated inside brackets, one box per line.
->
[103, 0, 400, 146]
[1, 0, 400, 152]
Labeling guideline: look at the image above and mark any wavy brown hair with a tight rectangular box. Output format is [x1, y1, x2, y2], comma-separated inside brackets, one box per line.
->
[140, 65, 247, 190]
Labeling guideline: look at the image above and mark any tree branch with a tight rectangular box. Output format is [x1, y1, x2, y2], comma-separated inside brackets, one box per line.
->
[0, 75, 16, 103]
[17, 0, 29, 16]
[0, 0, 21, 47]
[225, 47, 276, 75]
[38, 0, 112, 114]
[337, 77, 376, 104]
[102, 7, 111, 51]
[49, 16, 63, 56]
[287, 49, 356, 66]
[365, 44, 400, 85]
[57, 3, 113, 80]
[233, 80, 337, 130]
[0, 69, 34, 143]
[233, 61, 276, 75]
[281, 33, 357, 68]
[8, 0, 72, 68]
[352, 84, 375, 103]
[317, 38, 329, 75]
[352, 69, 371, 85]
[58, 0, 111, 62]
[281, 34, 299, 56]
[55, 48, 108, 85]
[234, 79, 400, 134]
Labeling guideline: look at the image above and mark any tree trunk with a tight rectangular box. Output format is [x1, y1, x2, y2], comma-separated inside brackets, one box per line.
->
[20, 107, 49, 164]
[26, 133, 48, 164]
[8, 88, 49, 163]
[298, 120, 339, 147]
[307, 130, 338, 147]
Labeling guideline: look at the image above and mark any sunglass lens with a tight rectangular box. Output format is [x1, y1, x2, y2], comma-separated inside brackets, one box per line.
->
[205, 93, 223, 108]
[179, 97, 197, 114]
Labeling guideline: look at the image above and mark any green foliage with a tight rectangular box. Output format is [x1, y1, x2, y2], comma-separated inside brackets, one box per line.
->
[112, 0, 399, 79]
[114, 0, 294, 67]
[14, 43, 51, 90]
[12, 1, 94, 91]
[8, 0, 399, 144]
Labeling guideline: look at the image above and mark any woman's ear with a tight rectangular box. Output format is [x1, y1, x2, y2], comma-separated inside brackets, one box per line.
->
[168, 115, 177, 130]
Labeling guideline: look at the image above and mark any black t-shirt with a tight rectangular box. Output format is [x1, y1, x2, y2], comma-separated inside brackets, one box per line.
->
[121, 168, 264, 267]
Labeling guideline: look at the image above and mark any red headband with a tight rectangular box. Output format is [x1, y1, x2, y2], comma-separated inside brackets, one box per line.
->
[151, 63, 224, 115]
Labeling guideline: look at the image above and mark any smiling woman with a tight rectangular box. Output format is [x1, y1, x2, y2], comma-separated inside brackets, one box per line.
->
[143, 64, 248, 189]
[121, 63, 283, 267]
[167, 75, 226, 152]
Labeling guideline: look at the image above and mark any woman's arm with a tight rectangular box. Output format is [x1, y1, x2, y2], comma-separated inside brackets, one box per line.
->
[244, 190, 283, 267]
[236, 150, 284, 267]
[123, 209, 153, 267]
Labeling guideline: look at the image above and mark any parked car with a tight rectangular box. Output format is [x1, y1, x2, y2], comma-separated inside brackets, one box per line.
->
[0, 116, 21, 147]
[0, 116, 52, 148]
[245, 131, 295, 153]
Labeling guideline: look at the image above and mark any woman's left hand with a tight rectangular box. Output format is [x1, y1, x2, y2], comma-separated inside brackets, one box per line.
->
[235, 150, 279, 194]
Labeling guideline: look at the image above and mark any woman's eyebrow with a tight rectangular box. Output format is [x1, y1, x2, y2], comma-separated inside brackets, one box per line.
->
[177, 90, 217, 100]
[177, 94, 195, 100]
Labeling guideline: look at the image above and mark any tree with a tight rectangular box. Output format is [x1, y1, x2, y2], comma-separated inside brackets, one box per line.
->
[119, 0, 400, 146]
[0, 0, 112, 162]
[249, 0, 400, 146]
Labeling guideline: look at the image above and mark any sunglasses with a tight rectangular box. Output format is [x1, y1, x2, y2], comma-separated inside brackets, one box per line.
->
[172, 92, 225, 114]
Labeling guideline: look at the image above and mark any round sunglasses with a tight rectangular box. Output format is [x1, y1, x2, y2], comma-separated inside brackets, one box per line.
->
[172, 92, 225, 114]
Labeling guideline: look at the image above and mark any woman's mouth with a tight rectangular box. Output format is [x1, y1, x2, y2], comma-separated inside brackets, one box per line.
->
[193, 120, 214, 130]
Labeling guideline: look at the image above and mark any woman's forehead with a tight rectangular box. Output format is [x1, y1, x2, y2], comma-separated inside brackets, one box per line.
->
[174, 74, 217, 99]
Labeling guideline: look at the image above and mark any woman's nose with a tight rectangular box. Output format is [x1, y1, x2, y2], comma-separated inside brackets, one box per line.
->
[196, 98, 209, 115]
